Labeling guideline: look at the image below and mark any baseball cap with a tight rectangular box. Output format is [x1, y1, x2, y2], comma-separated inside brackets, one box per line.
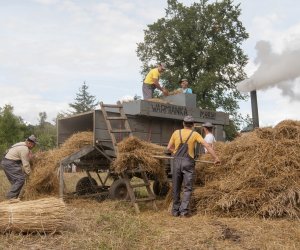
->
[180, 79, 188, 83]
[202, 122, 213, 128]
[27, 135, 38, 144]
[183, 115, 194, 123]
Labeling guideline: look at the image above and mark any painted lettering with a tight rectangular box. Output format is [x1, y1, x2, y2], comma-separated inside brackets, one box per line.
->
[151, 103, 188, 116]
[199, 110, 216, 120]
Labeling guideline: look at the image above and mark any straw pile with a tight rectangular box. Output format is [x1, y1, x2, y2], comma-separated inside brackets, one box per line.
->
[111, 137, 167, 181]
[0, 197, 66, 233]
[24, 132, 93, 199]
[147, 98, 169, 103]
[168, 89, 183, 96]
[192, 120, 300, 219]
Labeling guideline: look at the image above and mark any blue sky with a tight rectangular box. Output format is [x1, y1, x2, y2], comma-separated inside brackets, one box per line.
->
[0, 0, 299, 126]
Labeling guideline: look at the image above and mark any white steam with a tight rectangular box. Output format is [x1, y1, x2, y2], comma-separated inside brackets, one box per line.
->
[237, 40, 300, 101]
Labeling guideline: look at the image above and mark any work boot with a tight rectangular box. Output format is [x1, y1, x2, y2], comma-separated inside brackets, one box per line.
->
[172, 211, 180, 217]
[180, 213, 191, 218]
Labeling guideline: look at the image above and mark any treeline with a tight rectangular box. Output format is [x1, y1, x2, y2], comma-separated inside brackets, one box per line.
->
[0, 82, 98, 156]
[0, 105, 56, 156]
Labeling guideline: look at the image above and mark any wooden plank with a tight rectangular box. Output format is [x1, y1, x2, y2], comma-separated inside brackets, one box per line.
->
[59, 163, 64, 198]
[60, 145, 95, 165]
[110, 129, 132, 133]
[106, 117, 127, 120]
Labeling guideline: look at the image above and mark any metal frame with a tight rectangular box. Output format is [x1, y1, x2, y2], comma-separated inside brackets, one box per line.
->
[59, 144, 114, 198]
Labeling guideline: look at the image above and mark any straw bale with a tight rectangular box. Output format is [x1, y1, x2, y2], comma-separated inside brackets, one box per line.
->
[0, 197, 66, 233]
[111, 137, 167, 181]
[24, 132, 93, 199]
[192, 119, 300, 219]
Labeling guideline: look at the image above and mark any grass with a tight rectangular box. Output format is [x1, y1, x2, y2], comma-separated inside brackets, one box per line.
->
[0, 169, 300, 249]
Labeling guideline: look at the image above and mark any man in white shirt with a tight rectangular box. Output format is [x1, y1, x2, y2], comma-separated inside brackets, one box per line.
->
[203, 122, 216, 153]
[1, 135, 38, 199]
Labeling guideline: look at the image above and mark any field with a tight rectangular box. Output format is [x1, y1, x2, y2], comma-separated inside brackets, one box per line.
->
[0, 170, 300, 250]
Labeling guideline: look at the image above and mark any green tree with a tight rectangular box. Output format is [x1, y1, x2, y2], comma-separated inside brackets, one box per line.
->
[0, 105, 28, 155]
[137, 0, 249, 114]
[34, 111, 56, 151]
[224, 113, 253, 141]
[69, 82, 98, 114]
[38, 112, 47, 128]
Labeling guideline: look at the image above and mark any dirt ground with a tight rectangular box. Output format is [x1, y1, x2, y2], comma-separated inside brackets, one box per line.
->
[1, 170, 300, 250]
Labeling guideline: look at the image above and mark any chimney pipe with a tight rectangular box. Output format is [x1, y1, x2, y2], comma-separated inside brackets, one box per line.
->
[250, 90, 259, 128]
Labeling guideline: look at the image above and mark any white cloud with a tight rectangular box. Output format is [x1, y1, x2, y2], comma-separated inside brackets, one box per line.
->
[32, 0, 58, 5]
[0, 86, 69, 124]
[258, 88, 300, 126]
[0, 0, 149, 124]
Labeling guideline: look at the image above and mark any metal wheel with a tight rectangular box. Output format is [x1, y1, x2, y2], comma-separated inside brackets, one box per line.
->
[76, 177, 97, 195]
[109, 179, 129, 200]
[153, 179, 170, 197]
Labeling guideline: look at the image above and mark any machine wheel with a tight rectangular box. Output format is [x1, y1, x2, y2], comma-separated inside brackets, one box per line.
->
[153, 180, 170, 197]
[109, 179, 130, 200]
[76, 177, 98, 195]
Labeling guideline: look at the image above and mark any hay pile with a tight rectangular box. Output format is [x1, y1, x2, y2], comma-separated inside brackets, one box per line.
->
[0, 197, 66, 233]
[24, 132, 93, 199]
[168, 89, 183, 96]
[192, 120, 300, 219]
[111, 137, 167, 181]
[147, 98, 169, 103]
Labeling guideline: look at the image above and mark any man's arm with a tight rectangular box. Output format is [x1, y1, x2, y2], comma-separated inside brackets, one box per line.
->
[153, 79, 168, 96]
[20, 149, 31, 175]
[201, 140, 220, 164]
[167, 133, 175, 154]
[167, 141, 175, 154]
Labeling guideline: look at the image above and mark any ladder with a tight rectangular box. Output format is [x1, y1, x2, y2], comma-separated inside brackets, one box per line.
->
[121, 168, 158, 213]
[100, 101, 157, 213]
[100, 101, 132, 155]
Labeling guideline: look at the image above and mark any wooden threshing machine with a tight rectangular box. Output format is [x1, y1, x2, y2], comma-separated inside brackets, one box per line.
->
[57, 94, 229, 212]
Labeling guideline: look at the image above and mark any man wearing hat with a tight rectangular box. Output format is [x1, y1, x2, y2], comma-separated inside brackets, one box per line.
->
[143, 62, 169, 99]
[202, 122, 216, 153]
[1, 135, 38, 199]
[178, 79, 192, 94]
[167, 116, 220, 217]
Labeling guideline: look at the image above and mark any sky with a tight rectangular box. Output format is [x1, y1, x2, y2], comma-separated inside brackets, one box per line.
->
[0, 0, 299, 126]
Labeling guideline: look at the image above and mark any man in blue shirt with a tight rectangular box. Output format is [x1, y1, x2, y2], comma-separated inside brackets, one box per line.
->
[179, 79, 192, 94]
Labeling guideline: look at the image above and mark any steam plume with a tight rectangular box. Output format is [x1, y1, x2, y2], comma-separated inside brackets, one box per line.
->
[237, 40, 300, 101]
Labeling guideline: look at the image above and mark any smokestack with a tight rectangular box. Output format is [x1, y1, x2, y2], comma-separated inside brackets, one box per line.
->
[250, 90, 259, 128]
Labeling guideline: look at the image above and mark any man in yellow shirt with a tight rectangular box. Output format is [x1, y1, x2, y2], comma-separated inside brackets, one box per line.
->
[143, 62, 169, 99]
[167, 116, 220, 217]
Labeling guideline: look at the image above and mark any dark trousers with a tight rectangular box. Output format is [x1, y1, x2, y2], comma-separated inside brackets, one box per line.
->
[142, 83, 155, 99]
[1, 158, 25, 199]
[172, 157, 195, 216]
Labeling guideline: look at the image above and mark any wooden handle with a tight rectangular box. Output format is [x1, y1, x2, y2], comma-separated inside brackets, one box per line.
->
[152, 155, 214, 164]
